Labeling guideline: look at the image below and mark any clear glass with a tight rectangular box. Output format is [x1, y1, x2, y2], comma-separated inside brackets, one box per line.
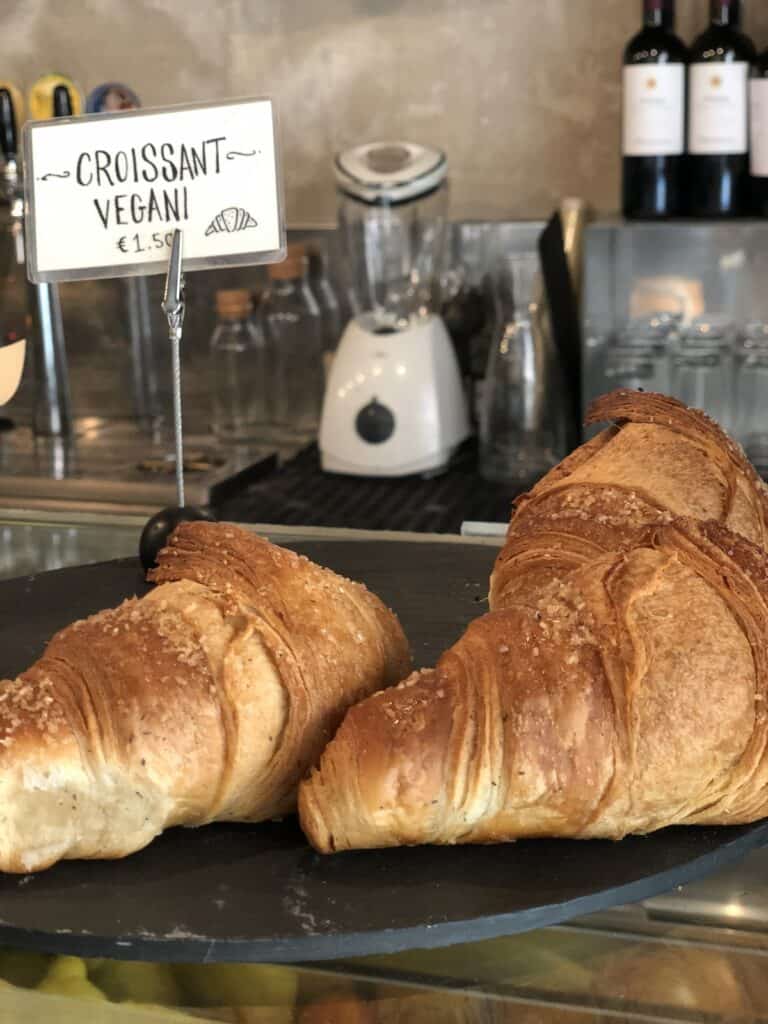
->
[308, 242, 343, 352]
[209, 312, 269, 442]
[439, 223, 491, 385]
[733, 320, 768, 471]
[338, 183, 447, 328]
[671, 314, 736, 430]
[604, 312, 679, 395]
[264, 276, 324, 439]
[479, 252, 567, 486]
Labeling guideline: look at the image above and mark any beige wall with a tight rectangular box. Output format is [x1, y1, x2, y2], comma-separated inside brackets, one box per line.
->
[5, 0, 768, 225]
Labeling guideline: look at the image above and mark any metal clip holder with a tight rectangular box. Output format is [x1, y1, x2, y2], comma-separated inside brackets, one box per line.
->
[161, 228, 186, 507]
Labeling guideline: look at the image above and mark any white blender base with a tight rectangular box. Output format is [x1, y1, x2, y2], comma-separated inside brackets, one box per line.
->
[319, 314, 470, 478]
[321, 445, 461, 478]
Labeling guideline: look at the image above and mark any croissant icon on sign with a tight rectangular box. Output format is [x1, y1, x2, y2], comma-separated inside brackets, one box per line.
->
[205, 206, 258, 236]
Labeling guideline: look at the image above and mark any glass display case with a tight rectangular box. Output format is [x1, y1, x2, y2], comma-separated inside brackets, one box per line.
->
[581, 219, 768, 453]
[1, 508, 768, 1023]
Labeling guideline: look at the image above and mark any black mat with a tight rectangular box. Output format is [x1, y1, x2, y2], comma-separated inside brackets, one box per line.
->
[215, 443, 522, 534]
[0, 541, 766, 964]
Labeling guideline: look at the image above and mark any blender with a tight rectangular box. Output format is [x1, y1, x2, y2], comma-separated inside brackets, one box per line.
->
[319, 141, 469, 477]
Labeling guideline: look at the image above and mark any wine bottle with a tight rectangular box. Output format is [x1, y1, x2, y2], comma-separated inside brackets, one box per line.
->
[688, 0, 756, 218]
[751, 50, 768, 216]
[622, 0, 687, 219]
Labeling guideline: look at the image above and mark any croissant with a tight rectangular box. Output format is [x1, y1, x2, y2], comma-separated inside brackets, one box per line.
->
[491, 389, 768, 609]
[299, 515, 768, 851]
[0, 522, 410, 872]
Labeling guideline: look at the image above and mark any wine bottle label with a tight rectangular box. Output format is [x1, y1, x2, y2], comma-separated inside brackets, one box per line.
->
[688, 62, 749, 155]
[750, 79, 768, 178]
[622, 64, 685, 156]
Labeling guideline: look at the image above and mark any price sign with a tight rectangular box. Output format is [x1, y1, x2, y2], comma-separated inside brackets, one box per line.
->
[23, 97, 285, 283]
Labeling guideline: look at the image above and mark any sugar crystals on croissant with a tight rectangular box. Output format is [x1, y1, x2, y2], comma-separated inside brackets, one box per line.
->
[0, 522, 410, 872]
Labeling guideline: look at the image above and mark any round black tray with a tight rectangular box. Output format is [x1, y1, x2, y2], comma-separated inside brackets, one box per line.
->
[1, 541, 765, 963]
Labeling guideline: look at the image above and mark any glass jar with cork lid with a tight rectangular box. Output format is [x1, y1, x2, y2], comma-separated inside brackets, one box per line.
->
[209, 288, 270, 442]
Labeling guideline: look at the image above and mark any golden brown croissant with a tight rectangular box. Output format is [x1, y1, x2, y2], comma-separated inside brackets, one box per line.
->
[299, 515, 768, 852]
[0, 522, 410, 872]
[491, 389, 768, 609]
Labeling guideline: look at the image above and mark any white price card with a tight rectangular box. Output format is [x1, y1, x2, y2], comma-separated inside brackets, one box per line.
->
[23, 97, 285, 283]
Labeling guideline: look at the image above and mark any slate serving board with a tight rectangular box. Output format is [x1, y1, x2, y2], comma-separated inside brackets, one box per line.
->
[0, 540, 766, 963]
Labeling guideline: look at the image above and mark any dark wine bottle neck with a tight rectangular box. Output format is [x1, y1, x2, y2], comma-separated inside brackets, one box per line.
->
[643, 0, 674, 29]
[710, 0, 742, 27]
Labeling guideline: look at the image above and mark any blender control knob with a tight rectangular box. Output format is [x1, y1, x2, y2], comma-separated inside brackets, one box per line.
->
[356, 398, 395, 444]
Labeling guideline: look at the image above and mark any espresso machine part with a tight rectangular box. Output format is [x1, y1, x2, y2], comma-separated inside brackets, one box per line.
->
[27, 73, 83, 121]
[28, 278, 70, 437]
[87, 82, 161, 432]
[86, 82, 141, 114]
[0, 82, 72, 438]
[319, 141, 469, 478]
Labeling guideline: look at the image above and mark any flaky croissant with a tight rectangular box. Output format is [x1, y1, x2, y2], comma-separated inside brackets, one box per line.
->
[300, 515, 768, 852]
[0, 522, 410, 872]
[490, 390, 768, 609]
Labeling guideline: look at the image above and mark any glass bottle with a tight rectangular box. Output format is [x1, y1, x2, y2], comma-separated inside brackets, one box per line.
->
[670, 314, 736, 429]
[751, 48, 768, 216]
[264, 243, 324, 440]
[209, 288, 269, 442]
[733, 321, 768, 471]
[622, 0, 688, 219]
[687, 0, 756, 217]
[479, 252, 567, 486]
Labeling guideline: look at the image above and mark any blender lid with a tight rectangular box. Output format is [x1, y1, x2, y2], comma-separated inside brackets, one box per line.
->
[334, 141, 447, 204]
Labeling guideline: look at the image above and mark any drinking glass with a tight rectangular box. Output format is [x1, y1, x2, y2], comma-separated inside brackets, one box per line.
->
[733, 320, 768, 472]
[603, 313, 679, 396]
[671, 315, 736, 431]
[479, 252, 567, 486]
[263, 245, 325, 440]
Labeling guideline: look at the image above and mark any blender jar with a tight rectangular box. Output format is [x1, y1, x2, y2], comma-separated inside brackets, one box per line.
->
[335, 142, 448, 330]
